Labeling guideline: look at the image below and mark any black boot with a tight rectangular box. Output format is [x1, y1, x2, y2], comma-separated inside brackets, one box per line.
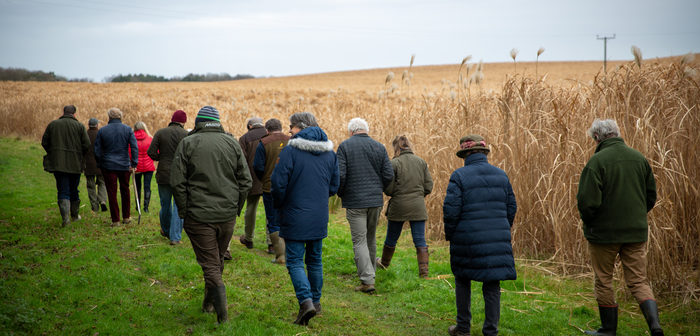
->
[293, 299, 316, 325]
[640, 300, 664, 336]
[585, 305, 617, 335]
[376, 245, 395, 270]
[212, 285, 228, 323]
[143, 189, 151, 213]
[58, 199, 70, 227]
[202, 286, 214, 313]
[70, 199, 81, 221]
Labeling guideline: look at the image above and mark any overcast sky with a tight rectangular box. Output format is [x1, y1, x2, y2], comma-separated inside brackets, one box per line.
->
[1, 0, 698, 81]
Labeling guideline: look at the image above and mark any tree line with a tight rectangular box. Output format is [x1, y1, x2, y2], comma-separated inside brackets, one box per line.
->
[0, 67, 255, 82]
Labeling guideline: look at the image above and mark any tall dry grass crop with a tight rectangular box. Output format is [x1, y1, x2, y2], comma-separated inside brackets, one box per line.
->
[0, 58, 697, 296]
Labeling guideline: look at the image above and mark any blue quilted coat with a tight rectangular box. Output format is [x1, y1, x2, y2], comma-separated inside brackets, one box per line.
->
[443, 153, 517, 281]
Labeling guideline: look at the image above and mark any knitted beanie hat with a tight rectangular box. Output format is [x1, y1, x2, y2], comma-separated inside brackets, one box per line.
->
[196, 106, 220, 122]
[171, 110, 187, 123]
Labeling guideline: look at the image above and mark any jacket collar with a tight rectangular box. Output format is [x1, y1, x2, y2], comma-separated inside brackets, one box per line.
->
[463, 152, 488, 166]
[190, 121, 225, 135]
[595, 137, 624, 153]
[59, 114, 76, 120]
[108, 118, 123, 124]
[168, 122, 184, 128]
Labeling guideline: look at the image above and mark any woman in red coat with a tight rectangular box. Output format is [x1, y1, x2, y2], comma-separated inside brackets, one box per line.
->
[134, 121, 155, 212]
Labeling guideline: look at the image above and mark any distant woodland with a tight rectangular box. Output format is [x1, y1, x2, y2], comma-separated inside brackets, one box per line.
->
[0, 67, 254, 82]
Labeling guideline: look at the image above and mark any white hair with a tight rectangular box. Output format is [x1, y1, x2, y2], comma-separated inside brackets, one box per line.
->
[587, 119, 620, 142]
[107, 107, 123, 120]
[347, 118, 369, 133]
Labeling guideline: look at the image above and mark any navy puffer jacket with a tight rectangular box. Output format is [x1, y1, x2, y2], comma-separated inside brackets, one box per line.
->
[271, 127, 340, 241]
[443, 153, 517, 282]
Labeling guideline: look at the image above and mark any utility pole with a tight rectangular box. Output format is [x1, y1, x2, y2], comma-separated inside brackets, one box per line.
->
[597, 34, 616, 72]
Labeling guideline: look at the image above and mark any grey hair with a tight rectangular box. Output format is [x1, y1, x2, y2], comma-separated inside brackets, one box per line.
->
[587, 119, 620, 142]
[107, 107, 123, 120]
[247, 117, 264, 128]
[347, 117, 369, 133]
[289, 112, 318, 130]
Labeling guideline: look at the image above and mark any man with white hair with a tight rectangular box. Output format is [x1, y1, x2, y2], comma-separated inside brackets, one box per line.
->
[337, 117, 393, 293]
[94, 107, 138, 227]
[577, 119, 663, 336]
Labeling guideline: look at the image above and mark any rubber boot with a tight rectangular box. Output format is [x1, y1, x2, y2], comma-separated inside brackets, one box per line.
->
[212, 285, 228, 323]
[143, 190, 151, 213]
[640, 300, 664, 336]
[270, 231, 286, 264]
[585, 305, 617, 335]
[376, 245, 395, 270]
[202, 286, 214, 313]
[416, 246, 429, 278]
[58, 199, 70, 227]
[70, 199, 81, 222]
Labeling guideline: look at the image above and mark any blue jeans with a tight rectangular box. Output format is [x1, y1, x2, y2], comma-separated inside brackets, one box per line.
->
[54, 172, 80, 201]
[158, 184, 183, 242]
[262, 192, 280, 233]
[285, 239, 323, 305]
[384, 220, 427, 248]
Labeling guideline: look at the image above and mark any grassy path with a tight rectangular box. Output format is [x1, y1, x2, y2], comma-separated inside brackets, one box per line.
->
[0, 137, 697, 335]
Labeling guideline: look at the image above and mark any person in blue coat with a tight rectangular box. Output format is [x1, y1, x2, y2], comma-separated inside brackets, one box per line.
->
[271, 111, 339, 326]
[94, 107, 138, 226]
[443, 134, 517, 336]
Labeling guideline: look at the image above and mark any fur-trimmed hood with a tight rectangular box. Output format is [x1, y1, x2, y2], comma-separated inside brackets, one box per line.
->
[288, 126, 334, 155]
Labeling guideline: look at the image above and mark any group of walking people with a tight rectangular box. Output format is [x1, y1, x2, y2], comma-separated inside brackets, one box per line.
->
[42, 104, 663, 335]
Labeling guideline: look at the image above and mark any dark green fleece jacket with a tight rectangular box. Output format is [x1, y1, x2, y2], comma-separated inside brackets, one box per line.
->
[170, 121, 252, 223]
[577, 137, 656, 243]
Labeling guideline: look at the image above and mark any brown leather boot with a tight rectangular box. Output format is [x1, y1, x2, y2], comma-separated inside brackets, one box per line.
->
[416, 246, 429, 278]
[270, 231, 285, 264]
[376, 245, 395, 270]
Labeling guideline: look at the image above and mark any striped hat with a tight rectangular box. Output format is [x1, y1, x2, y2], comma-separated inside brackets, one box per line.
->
[197, 106, 220, 122]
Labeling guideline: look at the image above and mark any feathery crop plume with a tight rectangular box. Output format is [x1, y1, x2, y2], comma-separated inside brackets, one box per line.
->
[681, 52, 695, 65]
[510, 48, 519, 72]
[385, 71, 394, 85]
[536, 47, 545, 78]
[631, 45, 643, 68]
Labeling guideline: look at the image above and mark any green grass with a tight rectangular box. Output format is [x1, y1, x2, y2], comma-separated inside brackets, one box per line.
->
[0, 137, 698, 335]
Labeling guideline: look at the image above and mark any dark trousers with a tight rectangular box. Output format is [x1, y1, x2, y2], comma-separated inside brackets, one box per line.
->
[455, 277, 501, 336]
[134, 171, 153, 211]
[54, 172, 80, 201]
[184, 217, 236, 288]
[103, 169, 131, 223]
[262, 192, 281, 233]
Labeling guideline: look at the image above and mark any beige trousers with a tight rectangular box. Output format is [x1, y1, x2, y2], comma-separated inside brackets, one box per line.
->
[588, 241, 656, 306]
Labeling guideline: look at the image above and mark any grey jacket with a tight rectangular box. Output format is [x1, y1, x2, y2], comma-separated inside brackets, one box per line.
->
[337, 133, 393, 208]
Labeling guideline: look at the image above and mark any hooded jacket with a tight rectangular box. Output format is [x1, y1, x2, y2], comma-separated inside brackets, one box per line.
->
[443, 153, 517, 282]
[42, 114, 91, 174]
[147, 122, 188, 185]
[170, 121, 252, 223]
[577, 137, 656, 243]
[384, 150, 433, 221]
[271, 126, 340, 241]
[94, 119, 138, 171]
[135, 129, 155, 173]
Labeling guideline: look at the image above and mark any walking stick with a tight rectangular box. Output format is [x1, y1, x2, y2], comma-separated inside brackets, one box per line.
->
[132, 171, 142, 225]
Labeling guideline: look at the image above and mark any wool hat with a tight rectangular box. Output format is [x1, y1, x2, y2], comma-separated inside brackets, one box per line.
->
[88, 118, 99, 127]
[456, 134, 489, 158]
[171, 110, 187, 123]
[196, 106, 220, 122]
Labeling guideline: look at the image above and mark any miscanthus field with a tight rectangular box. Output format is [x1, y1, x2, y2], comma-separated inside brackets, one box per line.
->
[1, 55, 699, 335]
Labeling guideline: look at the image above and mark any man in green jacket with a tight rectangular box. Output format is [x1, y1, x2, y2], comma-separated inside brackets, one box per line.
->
[42, 105, 91, 227]
[577, 119, 663, 336]
[170, 106, 252, 324]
